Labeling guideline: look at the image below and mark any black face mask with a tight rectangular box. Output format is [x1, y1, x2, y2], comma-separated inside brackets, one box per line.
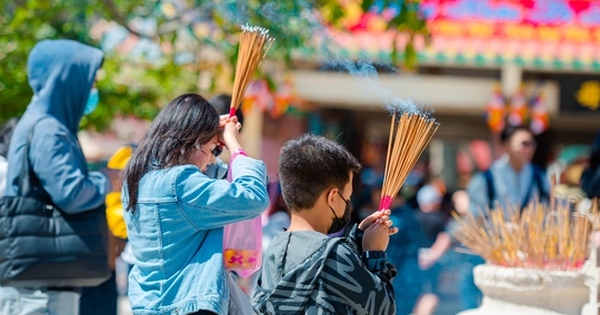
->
[327, 191, 351, 234]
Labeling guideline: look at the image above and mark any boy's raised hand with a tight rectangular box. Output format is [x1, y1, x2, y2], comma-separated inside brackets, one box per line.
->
[359, 209, 399, 236]
[362, 218, 393, 251]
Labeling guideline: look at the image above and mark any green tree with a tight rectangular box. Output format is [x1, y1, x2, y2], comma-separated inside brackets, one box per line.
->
[0, 0, 427, 129]
[0, 0, 198, 129]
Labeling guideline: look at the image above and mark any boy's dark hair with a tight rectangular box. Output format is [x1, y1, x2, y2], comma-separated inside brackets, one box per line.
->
[0, 117, 19, 157]
[210, 94, 244, 126]
[500, 125, 533, 144]
[279, 134, 361, 211]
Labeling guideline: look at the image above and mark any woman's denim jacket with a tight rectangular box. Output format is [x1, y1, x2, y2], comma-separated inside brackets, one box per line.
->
[122, 156, 269, 315]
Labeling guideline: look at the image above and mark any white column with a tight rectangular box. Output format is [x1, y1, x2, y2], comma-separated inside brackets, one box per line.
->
[429, 139, 444, 177]
[501, 63, 522, 98]
[240, 105, 263, 158]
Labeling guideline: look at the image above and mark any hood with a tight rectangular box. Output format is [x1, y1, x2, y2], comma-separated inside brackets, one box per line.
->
[26, 39, 104, 133]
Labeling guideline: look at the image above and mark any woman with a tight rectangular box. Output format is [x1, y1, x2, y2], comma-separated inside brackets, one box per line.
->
[122, 93, 269, 315]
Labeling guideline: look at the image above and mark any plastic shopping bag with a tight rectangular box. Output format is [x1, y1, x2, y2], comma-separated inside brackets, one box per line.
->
[223, 155, 263, 277]
[228, 271, 256, 315]
[223, 216, 263, 277]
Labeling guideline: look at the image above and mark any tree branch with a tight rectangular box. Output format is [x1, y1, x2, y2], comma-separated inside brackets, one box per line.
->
[100, 0, 156, 39]
[100, 0, 202, 40]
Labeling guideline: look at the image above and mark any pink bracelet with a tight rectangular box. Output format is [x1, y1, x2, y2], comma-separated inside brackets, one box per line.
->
[231, 148, 248, 161]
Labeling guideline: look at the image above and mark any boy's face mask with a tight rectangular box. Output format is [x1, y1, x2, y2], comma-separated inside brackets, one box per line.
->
[327, 191, 351, 234]
[84, 88, 99, 115]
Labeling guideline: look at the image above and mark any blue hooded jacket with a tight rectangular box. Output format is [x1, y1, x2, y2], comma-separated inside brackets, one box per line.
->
[5, 39, 109, 213]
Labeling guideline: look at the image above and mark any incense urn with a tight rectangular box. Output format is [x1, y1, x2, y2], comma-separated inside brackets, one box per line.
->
[457, 264, 595, 315]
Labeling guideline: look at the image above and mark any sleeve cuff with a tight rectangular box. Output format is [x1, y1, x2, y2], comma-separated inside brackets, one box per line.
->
[348, 224, 363, 253]
[361, 250, 386, 261]
[361, 250, 398, 281]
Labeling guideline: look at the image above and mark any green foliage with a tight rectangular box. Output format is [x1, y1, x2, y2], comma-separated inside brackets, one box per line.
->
[361, 0, 375, 12]
[0, 0, 94, 123]
[323, 0, 430, 70]
[212, 0, 323, 63]
[0, 0, 197, 129]
[81, 56, 199, 130]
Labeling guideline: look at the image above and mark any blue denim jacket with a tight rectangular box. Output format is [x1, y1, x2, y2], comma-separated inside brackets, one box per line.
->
[122, 156, 269, 315]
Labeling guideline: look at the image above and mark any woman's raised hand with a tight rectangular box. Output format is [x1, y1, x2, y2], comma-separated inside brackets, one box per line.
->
[219, 115, 242, 153]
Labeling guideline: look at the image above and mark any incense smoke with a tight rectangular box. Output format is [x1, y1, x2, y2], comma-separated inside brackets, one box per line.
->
[322, 59, 422, 115]
[211, 0, 427, 115]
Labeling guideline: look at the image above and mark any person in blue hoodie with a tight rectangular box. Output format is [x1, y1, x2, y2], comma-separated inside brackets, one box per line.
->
[121, 93, 269, 315]
[0, 39, 117, 315]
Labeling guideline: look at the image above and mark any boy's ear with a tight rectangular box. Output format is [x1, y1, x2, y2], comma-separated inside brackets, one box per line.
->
[326, 187, 338, 206]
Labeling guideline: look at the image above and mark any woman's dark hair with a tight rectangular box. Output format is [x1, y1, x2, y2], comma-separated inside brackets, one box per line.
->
[123, 93, 219, 212]
[500, 125, 533, 144]
[279, 134, 361, 211]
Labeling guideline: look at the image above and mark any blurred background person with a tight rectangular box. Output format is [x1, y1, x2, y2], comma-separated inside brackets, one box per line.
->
[449, 190, 485, 311]
[416, 189, 484, 311]
[412, 184, 447, 315]
[0, 117, 19, 198]
[80, 145, 133, 315]
[1, 39, 118, 315]
[210, 94, 244, 127]
[262, 180, 290, 252]
[468, 125, 550, 217]
[385, 186, 426, 315]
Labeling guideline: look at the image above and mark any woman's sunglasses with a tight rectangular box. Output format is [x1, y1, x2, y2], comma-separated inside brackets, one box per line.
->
[520, 140, 537, 148]
[196, 143, 223, 157]
[211, 144, 223, 157]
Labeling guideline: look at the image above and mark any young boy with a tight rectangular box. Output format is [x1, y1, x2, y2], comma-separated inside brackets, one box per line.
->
[253, 134, 398, 315]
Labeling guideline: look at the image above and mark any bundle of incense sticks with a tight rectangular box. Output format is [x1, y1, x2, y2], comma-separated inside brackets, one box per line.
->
[228, 24, 275, 117]
[223, 25, 274, 277]
[453, 198, 599, 270]
[379, 111, 439, 210]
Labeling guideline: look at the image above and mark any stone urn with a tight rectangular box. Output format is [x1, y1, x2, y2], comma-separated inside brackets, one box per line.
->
[457, 264, 595, 315]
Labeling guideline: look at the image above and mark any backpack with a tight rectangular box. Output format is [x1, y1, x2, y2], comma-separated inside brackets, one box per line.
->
[483, 165, 549, 211]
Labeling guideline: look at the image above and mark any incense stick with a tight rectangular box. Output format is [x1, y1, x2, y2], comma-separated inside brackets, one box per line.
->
[454, 198, 599, 270]
[229, 24, 275, 116]
[379, 111, 439, 210]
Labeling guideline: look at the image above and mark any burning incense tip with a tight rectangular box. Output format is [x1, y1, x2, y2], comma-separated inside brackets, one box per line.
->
[384, 97, 422, 116]
[241, 24, 275, 41]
